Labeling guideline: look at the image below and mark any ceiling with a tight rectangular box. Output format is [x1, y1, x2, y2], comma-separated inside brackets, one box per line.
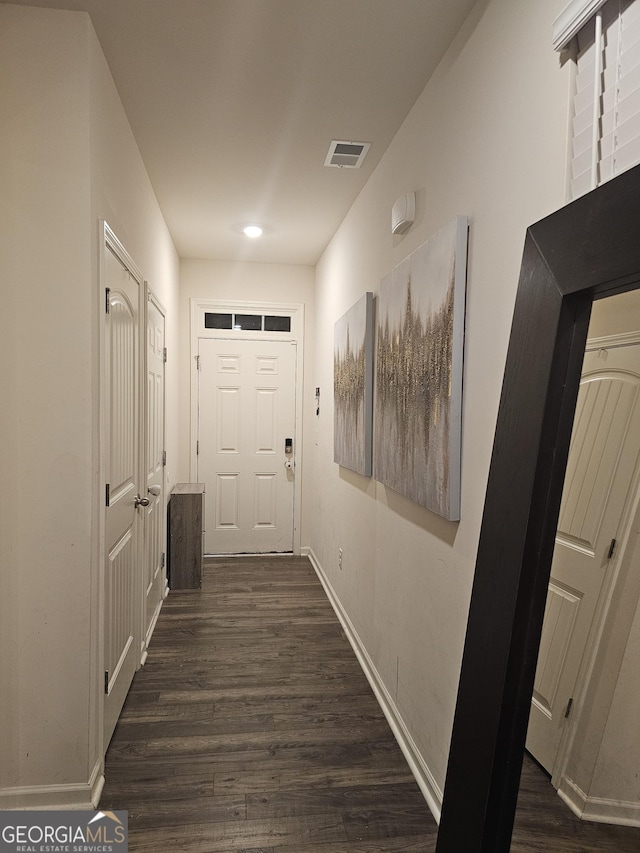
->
[5, 0, 477, 264]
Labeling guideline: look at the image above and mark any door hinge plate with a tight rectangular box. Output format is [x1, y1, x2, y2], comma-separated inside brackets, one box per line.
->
[195, 354, 200, 370]
[161, 552, 165, 569]
[104, 671, 109, 695]
[163, 346, 167, 363]
[196, 440, 199, 455]
[607, 538, 617, 559]
[162, 450, 167, 467]
[105, 287, 111, 314]
[105, 484, 110, 507]
[564, 697, 573, 719]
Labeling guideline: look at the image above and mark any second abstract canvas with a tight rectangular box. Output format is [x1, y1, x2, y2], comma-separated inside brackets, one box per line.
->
[374, 216, 468, 520]
[334, 292, 375, 477]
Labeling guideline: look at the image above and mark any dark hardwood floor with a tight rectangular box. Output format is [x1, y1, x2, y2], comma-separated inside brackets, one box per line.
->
[101, 556, 640, 852]
[513, 754, 640, 853]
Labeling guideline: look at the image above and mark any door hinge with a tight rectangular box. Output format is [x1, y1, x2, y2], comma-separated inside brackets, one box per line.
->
[104, 671, 109, 695]
[162, 450, 167, 467]
[105, 287, 111, 314]
[161, 552, 165, 569]
[195, 354, 200, 370]
[105, 484, 110, 507]
[607, 538, 617, 559]
[564, 697, 573, 719]
[196, 440, 199, 455]
[163, 346, 167, 363]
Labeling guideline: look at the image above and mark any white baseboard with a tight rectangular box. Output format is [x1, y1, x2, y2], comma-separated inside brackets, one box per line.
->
[0, 760, 103, 811]
[141, 596, 165, 666]
[90, 769, 105, 809]
[558, 775, 640, 827]
[302, 546, 443, 823]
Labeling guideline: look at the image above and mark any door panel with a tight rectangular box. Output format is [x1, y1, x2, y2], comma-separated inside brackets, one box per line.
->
[527, 344, 640, 773]
[216, 473, 239, 529]
[217, 387, 240, 452]
[198, 338, 296, 553]
[143, 295, 166, 649]
[104, 247, 140, 747]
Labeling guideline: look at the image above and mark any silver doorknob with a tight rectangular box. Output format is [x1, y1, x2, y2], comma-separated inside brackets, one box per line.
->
[134, 494, 150, 508]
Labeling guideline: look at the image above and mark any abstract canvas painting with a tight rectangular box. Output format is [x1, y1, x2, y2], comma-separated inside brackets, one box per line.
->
[374, 216, 468, 520]
[334, 291, 374, 476]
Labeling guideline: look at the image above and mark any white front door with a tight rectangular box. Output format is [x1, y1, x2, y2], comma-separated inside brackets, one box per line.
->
[197, 337, 296, 554]
[142, 293, 166, 653]
[527, 343, 640, 774]
[104, 245, 141, 747]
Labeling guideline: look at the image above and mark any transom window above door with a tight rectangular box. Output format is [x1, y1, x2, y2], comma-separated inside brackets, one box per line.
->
[192, 298, 302, 345]
[204, 312, 291, 333]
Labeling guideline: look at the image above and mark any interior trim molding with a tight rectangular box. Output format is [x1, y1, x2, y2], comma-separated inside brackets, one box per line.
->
[190, 297, 305, 556]
[585, 329, 640, 351]
[553, 0, 608, 50]
[0, 765, 103, 811]
[302, 546, 443, 823]
[89, 760, 105, 808]
[142, 597, 164, 659]
[0, 785, 92, 809]
[558, 776, 640, 827]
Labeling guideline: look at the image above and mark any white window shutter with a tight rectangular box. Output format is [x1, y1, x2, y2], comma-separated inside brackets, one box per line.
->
[613, 0, 640, 172]
[595, 2, 621, 185]
[571, 17, 599, 199]
[569, 0, 640, 199]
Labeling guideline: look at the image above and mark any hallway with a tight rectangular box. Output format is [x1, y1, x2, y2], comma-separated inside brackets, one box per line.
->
[101, 556, 640, 852]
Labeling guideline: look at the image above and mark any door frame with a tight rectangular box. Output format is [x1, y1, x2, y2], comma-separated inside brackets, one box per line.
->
[141, 285, 168, 663]
[190, 298, 305, 555]
[552, 332, 640, 809]
[97, 221, 145, 758]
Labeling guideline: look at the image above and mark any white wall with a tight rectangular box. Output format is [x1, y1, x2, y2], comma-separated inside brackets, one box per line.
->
[310, 0, 572, 806]
[588, 290, 640, 338]
[0, 5, 94, 800]
[89, 24, 180, 493]
[178, 259, 315, 545]
[0, 4, 179, 807]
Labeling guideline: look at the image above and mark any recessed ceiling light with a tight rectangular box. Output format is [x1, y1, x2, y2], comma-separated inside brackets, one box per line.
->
[243, 224, 263, 238]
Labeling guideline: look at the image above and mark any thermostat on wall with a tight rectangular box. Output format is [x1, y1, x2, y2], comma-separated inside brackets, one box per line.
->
[391, 192, 415, 235]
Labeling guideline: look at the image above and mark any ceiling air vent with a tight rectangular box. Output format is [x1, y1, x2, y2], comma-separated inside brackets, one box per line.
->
[324, 140, 371, 168]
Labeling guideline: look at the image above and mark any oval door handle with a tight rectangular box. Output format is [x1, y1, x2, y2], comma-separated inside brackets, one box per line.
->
[147, 485, 161, 497]
[134, 494, 150, 508]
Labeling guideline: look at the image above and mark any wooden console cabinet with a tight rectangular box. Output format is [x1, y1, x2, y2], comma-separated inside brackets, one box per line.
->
[168, 483, 204, 590]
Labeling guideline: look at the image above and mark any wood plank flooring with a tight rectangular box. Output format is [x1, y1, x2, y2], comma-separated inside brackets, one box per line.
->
[101, 555, 640, 852]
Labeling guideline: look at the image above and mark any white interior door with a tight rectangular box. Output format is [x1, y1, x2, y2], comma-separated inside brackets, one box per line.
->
[527, 343, 640, 774]
[197, 337, 296, 554]
[104, 246, 141, 747]
[143, 293, 166, 653]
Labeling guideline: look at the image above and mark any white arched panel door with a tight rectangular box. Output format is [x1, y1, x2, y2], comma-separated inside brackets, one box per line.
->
[527, 343, 640, 774]
[104, 243, 142, 747]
